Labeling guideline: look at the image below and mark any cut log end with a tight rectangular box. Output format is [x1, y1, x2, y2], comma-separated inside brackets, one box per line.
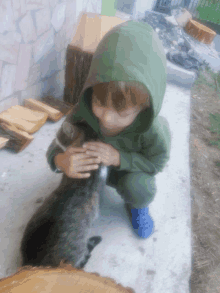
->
[185, 19, 216, 44]
[0, 265, 136, 293]
[0, 122, 33, 153]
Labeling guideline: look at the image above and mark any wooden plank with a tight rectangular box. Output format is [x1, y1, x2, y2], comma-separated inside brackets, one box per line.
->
[0, 105, 48, 134]
[24, 98, 63, 121]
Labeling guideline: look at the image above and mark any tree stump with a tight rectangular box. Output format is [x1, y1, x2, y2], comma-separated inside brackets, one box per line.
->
[184, 19, 216, 44]
[0, 264, 135, 293]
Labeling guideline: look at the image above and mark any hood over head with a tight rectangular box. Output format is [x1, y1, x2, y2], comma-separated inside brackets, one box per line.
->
[78, 20, 167, 136]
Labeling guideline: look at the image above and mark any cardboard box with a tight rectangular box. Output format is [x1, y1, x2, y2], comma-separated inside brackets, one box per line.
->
[175, 8, 192, 28]
[70, 12, 127, 53]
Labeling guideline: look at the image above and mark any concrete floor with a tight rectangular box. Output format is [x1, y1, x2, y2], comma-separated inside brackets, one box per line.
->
[0, 79, 191, 292]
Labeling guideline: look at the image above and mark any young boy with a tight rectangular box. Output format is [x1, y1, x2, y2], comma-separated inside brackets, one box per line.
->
[46, 20, 172, 239]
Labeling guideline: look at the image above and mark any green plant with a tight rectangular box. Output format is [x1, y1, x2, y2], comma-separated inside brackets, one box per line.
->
[208, 112, 220, 149]
[206, 69, 220, 149]
[208, 0, 219, 4]
[196, 1, 220, 24]
[214, 73, 220, 93]
[193, 67, 220, 150]
[194, 66, 220, 94]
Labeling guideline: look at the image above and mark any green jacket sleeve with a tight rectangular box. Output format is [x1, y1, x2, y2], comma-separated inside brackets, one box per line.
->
[46, 103, 85, 173]
[116, 116, 172, 175]
[46, 139, 65, 173]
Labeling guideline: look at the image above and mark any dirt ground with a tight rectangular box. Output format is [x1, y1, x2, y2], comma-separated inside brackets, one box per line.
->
[189, 66, 220, 292]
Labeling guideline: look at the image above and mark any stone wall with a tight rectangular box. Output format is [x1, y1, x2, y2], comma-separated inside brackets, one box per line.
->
[0, 0, 102, 112]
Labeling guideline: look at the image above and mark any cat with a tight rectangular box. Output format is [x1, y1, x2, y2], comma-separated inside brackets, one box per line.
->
[20, 121, 109, 269]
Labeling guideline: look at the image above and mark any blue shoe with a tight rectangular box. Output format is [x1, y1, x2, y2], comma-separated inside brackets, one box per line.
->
[125, 203, 154, 239]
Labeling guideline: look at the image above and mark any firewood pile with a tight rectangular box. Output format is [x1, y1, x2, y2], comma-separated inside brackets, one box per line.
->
[0, 96, 74, 153]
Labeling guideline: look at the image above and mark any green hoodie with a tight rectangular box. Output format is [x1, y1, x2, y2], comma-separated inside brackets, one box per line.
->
[47, 20, 171, 175]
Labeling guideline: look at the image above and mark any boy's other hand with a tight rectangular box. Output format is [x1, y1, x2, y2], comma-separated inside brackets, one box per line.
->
[82, 142, 120, 167]
[55, 146, 101, 179]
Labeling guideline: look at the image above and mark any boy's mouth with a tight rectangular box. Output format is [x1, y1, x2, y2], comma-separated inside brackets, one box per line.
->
[99, 121, 123, 137]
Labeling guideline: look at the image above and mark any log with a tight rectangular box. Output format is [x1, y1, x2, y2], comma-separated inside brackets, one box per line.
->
[0, 265, 135, 293]
[0, 105, 48, 134]
[184, 19, 216, 44]
[24, 98, 63, 121]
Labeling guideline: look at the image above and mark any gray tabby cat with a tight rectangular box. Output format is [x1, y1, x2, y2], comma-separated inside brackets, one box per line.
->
[20, 121, 109, 269]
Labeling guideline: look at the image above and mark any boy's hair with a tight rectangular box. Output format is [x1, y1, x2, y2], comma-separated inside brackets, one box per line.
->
[92, 81, 151, 112]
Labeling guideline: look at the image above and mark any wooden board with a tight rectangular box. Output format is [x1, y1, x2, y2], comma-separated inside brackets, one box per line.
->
[24, 98, 63, 121]
[0, 105, 48, 134]
[184, 19, 216, 44]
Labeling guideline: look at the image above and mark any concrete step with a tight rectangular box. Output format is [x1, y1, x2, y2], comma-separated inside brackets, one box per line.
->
[166, 58, 197, 89]
[164, 48, 197, 89]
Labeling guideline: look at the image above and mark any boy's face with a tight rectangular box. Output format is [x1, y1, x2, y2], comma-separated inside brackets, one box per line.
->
[92, 90, 141, 137]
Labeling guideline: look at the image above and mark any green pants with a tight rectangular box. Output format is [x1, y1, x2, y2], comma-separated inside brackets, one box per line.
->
[106, 167, 157, 209]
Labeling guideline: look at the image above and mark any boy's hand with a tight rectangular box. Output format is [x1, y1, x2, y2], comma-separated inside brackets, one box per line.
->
[55, 147, 101, 179]
[83, 142, 120, 167]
